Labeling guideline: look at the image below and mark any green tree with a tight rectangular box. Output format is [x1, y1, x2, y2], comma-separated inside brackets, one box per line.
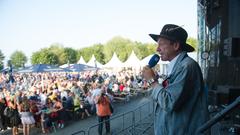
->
[48, 44, 65, 65]
[0, 50, 4, 70]
[42, 51, 59, 65]
[31, 51, 42, 64]
[33, 44, 78, 65]
[187, 37, 197, 51]
[78, 47, 94, 63]
[103, 36, 133, 63]
[10, 50, 27, 68]
[133, 42, 156, 60]
[31, 48, 59, 65]
[29, 37, 164, 66]
[92, 44, 105, 64]
[76, 49, 83, 62]
[63, 47, 77, 64]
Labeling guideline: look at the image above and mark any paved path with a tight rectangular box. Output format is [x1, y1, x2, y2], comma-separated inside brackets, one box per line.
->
[2, 96, 153, 135]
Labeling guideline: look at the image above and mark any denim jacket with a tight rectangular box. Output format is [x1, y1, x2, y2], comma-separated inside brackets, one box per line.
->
[151, 52, 209, 135]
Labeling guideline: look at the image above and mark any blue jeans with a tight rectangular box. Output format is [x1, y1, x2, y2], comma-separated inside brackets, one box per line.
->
[98, 115, 110, 135]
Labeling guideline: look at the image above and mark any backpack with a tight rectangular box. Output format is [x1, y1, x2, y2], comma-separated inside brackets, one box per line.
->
[4, 107, 14, 118]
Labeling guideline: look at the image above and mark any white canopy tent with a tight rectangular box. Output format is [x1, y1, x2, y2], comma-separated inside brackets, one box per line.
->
[123, 51, 141, 68]
[60, 64, 73, 68]
[77, 56, 87, 64]
[103, 52, 124, 68]
[86, 55, 103, 68]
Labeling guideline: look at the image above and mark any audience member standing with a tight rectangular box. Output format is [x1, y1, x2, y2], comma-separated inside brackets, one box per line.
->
[95, 92, 112, 135]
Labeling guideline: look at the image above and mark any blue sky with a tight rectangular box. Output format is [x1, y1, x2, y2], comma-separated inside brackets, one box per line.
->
[0, 0, 197, 65]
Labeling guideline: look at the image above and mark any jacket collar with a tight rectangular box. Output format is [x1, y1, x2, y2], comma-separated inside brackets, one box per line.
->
[168, 51, 188, 78]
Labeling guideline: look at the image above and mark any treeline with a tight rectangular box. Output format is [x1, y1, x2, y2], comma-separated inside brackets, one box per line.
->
[0, 36, 197, 69]
[31, 36, 157, 66]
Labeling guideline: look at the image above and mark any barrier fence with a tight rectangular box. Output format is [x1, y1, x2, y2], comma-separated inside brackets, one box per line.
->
[71, 99, 154, 135]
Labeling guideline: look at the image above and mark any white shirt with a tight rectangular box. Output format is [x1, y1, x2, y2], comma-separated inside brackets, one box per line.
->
[85, 95, 94, 105]
[91, 88, 102, 98]
[167, 54, 181, 76]
[39, 93, 47, 105]
[61, 90, 68, 99]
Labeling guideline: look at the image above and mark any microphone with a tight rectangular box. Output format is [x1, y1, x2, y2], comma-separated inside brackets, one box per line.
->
[143, 54, 160, 84]
[148, 54, 160, 68]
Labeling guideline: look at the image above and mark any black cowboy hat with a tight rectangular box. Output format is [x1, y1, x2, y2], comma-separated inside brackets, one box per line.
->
[149, 24, 194, 52]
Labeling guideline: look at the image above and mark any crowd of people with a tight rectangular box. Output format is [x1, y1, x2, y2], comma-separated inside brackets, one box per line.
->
[0, 69, 147, 135]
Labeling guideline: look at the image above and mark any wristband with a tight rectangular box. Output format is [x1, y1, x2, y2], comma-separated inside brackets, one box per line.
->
[147, 78, 157, 85]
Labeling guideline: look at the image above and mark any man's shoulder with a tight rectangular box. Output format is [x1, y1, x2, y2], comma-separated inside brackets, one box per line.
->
[171, 55, 200, 76]
[179, 54, 198, 67]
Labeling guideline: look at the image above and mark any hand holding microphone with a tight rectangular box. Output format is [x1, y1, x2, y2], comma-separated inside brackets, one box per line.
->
[142, 54, 160, 82]
[148, 54, 160, 68]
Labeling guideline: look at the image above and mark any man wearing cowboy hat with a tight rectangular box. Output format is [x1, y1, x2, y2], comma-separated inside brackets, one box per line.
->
[143, 24, 209, 135]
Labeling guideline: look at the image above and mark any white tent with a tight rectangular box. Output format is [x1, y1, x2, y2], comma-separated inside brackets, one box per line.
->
[123, 51, 141, 68]
[60, 64, 73, 68]
[77, 56, 87, 64]
[140, 55, 152, 67]
[86, 55, 103, 68]
[104, 52, 124, 68]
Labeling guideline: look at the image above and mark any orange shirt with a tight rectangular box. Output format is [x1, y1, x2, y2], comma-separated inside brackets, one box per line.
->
[96, 96, 111, 116]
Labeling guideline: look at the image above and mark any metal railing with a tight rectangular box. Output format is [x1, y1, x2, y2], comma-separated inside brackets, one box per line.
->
[71, 99, 154, 135]
[71, 130, 86, 135]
